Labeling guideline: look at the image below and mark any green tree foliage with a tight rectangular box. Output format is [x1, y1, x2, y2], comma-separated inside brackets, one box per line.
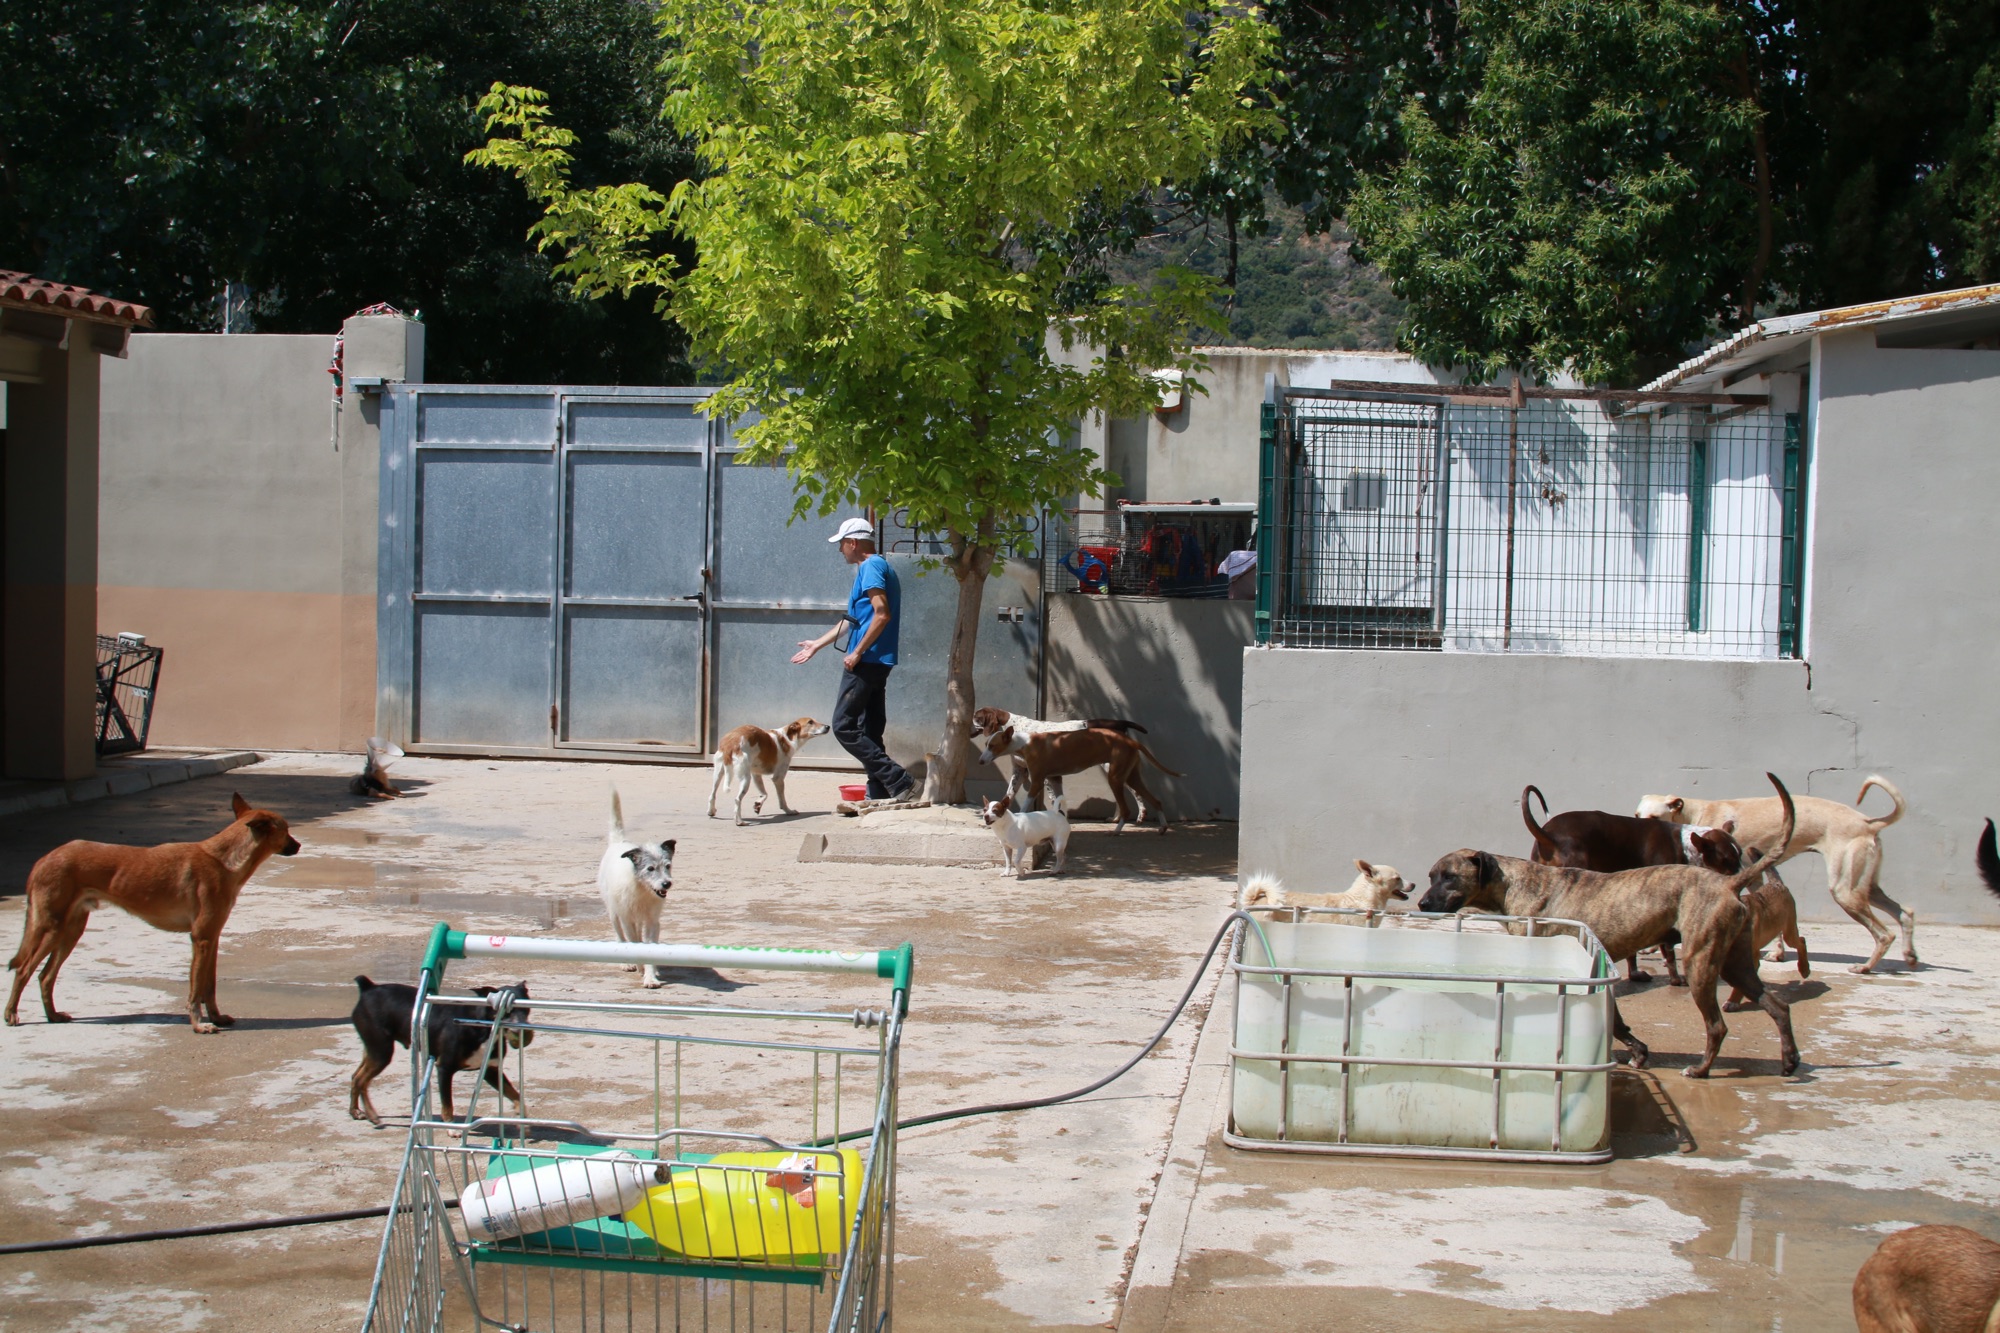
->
[472, 0, 1270, 797]
[1344, 0, 1761, 384]
[0, 0, 694, 383]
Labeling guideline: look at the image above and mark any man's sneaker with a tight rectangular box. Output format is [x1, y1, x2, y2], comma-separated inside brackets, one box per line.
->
[886, 777, 920, 803]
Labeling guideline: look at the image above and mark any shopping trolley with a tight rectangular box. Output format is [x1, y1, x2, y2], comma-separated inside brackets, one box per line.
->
[362, 924, 911, 1333]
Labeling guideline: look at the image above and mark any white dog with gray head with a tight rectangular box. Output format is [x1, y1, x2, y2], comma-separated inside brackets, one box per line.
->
[598, 788, 676, 986]
[981, 792, 1071, 879]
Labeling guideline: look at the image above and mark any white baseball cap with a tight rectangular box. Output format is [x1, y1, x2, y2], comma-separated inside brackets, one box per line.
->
[829, 517, 875, 543]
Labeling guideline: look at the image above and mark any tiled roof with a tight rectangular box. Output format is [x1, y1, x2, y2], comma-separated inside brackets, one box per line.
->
[0, 271, 152, 327]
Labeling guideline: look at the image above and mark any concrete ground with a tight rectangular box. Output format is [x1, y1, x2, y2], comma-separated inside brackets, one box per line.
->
[0, 753, 1994, 1330]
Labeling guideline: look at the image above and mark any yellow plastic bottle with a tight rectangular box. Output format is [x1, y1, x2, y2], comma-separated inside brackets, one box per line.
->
[623, 1149, 863, 1261]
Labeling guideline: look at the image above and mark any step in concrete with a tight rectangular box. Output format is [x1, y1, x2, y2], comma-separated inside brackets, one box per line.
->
[0, 749, 262, 821]
[799, 803, 1003, 866]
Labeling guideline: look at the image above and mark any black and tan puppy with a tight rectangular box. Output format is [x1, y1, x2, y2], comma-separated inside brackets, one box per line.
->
[1422, 774, 1799, 1079]
[349, 977, 533, 1125]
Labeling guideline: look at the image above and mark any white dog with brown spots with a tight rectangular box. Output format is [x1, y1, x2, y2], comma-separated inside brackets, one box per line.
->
[708, 717, 830, 826]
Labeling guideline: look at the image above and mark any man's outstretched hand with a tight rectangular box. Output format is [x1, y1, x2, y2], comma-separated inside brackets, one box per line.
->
[792, 640, 821, 665]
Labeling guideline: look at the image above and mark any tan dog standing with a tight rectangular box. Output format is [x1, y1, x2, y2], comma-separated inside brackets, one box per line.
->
[1722, 866, 1810, 1012]
[1637, 775, 1912, 973]
[975, 725, 1180, 834]
[1422, 775, 1799, 1078]
[708, 718, 829, 826]
[6, 793, 301, 1032]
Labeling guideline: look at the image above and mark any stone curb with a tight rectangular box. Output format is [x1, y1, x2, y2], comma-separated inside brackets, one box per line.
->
[0, 751, 263, 821]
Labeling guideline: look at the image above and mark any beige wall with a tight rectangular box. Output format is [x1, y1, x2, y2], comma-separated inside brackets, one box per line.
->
[96, 316, 420, 752]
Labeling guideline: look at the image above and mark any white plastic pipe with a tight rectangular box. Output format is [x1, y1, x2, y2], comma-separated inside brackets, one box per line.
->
[454, 934, 887, 976]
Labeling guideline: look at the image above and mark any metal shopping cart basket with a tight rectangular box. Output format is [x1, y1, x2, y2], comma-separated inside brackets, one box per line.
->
[362, 924, 911, 1333]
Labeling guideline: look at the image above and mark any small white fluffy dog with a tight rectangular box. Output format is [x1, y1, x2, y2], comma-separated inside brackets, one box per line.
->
[598, 788, 675, 986]
[981, 793, 1071, 879]
[1240, 860, 1409, 921]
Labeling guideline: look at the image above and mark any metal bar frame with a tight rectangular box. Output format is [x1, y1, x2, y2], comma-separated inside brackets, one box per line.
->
[1224, 909, 1615, 1164]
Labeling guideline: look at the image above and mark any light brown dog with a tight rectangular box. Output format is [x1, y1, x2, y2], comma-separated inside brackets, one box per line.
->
[1853, 1224, 2000, 1332]
[978, 725, 1182, 834]
[6, 793, 301, 1032]
[1421, 775, 1798, 1078]
[1637, 775, 1913, 973]
[707, 717, 829, 825]
[1240, 861, 1409, 918]
[1723, 866, 1810, 1012]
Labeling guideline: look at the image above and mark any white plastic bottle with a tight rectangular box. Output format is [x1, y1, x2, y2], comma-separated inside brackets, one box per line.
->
[460, 1152, 666, 1242]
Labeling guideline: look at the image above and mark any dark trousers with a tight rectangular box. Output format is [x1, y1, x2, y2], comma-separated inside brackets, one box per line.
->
[833, 662, 910, 799]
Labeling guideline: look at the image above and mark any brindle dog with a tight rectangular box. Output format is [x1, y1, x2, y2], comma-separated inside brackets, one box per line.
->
[1420, 774, 1799, 1079]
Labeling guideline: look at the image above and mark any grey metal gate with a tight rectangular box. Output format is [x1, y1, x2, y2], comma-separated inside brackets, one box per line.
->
[376, 384, 1041, 763]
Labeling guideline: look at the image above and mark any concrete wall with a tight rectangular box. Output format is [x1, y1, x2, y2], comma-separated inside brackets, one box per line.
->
[1240, 331, 2000, 923]
[1046, 596, 1254, 820]
[97, 316, 420, 751]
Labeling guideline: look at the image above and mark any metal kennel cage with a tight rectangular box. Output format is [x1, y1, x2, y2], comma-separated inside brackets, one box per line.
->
[362, 925, 910, 1333]
[94, 633, 163, 755]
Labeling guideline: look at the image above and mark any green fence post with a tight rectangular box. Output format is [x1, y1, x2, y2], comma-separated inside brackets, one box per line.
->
[1256, 378, 1277, 644]
[1779, 412, 1803, 657]
[1686, 426, 1708, 633]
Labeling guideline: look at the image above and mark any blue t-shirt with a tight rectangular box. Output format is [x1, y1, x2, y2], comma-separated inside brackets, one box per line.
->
[847, 555, 901, 666]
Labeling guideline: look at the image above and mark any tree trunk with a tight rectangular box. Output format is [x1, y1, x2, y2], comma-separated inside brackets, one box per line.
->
[928, 524, 996, 805]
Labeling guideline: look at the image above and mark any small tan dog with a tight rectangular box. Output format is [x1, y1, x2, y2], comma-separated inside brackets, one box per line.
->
[1240, 861, 1409, 921]
[708, 718, 829, 826]
[1637, 775, 1911, 973]
[6, 793, 301, 1032]
[1722, 866, 1810, 1011]
[1853, 1224, 2000, 1333]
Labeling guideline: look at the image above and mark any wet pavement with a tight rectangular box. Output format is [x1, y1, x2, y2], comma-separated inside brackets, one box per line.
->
[0, 753, 1993, 1330]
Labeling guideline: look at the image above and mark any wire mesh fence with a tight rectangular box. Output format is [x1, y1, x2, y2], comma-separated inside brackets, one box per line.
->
[1260, 388, 1804, 658]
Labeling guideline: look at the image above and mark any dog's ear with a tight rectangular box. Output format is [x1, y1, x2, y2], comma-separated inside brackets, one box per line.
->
[622, 846, 643, 864]
[1475, 851, 1501, 886]
[662, 839, 676, 855]
[1355, 858, 1374, 875]
[231, 792, 252, 817]
[1718, 818, 1735, 834]
[1668, 797, 1684, 813]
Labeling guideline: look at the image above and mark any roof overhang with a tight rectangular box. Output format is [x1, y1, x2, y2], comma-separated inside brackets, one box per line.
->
[1644, 284, 2000, 393]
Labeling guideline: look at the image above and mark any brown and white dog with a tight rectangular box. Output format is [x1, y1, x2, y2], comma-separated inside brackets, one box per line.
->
[1637, 775, 1912, 973]
[1423, 774, 1799, 1078]
[1853, 1224, 2000, 1333]
[969, 707, 1145, 808]
[6, 793, 301, 1032]
[975, 723, 1181, 834]
[1240, 861, 1408, 921]
[708, 718, 830, 826]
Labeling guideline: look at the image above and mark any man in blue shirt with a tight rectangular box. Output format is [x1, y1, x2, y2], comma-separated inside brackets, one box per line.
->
[791, 517, 916, 801]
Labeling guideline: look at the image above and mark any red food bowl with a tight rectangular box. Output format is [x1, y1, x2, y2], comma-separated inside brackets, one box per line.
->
[839, 784, 868, 803]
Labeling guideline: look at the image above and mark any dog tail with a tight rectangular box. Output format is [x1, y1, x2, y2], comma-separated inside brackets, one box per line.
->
[609, 786, 626, 842]
[1978, 819, 2000, 900]
[1520, 785, 1557, 861]
[354, 975, 376, 993]
[1086, 717, 1148, 735]
[1728, 773, 1795, 895]
[1129, 736, 1185, 778]
[1241, 872, 1283, 909]
[1857, 775, 1906, 830]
